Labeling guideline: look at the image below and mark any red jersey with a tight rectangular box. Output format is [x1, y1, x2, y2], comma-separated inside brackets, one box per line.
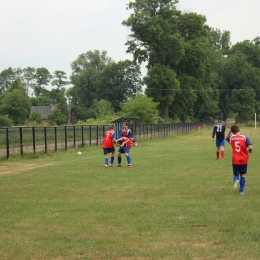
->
[121, 129, 132, 147]
[102, 130, 115, 149]
[227, 134, 251, 165]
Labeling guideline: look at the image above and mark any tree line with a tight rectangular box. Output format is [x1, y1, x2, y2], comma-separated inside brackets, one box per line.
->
[1, 0, 260, 127]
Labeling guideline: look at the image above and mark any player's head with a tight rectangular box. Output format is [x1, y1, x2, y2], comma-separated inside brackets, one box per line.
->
[123, 121, 129, 129]
[218, 120, 222, 124]
[230, 125, 240, 134]
[110, 124, 115, 129]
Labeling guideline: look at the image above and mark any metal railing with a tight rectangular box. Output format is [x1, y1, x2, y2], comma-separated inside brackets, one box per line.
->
[0, 122, 213, 159]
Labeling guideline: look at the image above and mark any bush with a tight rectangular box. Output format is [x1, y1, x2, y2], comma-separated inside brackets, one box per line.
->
[48, 109, 67, 125]
[0, 115, 14, 127]
[30, 111, 42, 124]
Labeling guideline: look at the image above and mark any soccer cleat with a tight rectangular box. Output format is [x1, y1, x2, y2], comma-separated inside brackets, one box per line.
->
[109, 164, 113, 166]
[127, 165, 132, 168]
[233, 180, 239, 189]
[105, 164, 108, 168]
[215, 156, 219, 160]
[239, 191, 244, 195]
[117, 165, 121, 167]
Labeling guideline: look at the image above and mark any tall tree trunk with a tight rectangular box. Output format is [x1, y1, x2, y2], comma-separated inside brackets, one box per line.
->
[163, 102, 169, 120]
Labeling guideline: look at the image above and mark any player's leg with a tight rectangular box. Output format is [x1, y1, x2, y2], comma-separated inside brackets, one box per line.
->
[110, 151, 115, 166]
[219, 140, 225, 160]
[215, 140, 220, 159]
[239, 165, 247, 194]
[117, 148, 123, 166]
[124, 147, 132, 168]
[232, 164, 240, 189]
[103, 149, 109, 167]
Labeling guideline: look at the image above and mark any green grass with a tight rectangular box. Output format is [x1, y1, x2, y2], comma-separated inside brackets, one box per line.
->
[1, 126, 260, 260]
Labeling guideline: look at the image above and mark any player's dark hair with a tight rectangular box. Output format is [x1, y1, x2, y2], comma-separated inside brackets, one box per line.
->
[110, 124, 115, 129]
[123, 121, 129, 126]
[230, 125, 240, 134]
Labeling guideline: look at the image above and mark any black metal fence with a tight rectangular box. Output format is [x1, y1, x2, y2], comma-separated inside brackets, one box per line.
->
[0, 122, 213, 159]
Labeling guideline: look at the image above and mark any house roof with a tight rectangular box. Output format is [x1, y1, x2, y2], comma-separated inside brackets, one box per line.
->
[111, 116, 138, 124]
[29, 105, 71, 119]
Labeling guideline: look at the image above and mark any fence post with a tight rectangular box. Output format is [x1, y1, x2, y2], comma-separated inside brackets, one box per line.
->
[96, 125, 98, 146]
[89, 126, 92, 146]
[73, 125, 76, 148]
[44, 127, 47, 153]
[65, 126, 67, 151]
[81, 126, 84, 147]
[6, 128, 9, 159]
[54, 127, 57, 151]
[32, 127, 36, 153]
[19, 127, 23, 156]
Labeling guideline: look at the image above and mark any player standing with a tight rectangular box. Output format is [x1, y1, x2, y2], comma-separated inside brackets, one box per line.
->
[117, 121, 133, 168]
[212, 120, 226, 160]
[225, 125, 253, 194]
[102, 124, 116, 167]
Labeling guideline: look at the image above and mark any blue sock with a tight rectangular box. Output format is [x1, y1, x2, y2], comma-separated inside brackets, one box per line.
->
[110, 157, 114, 164]
[239, 177, 246, 193]
[105, 158, 108, 165]
[118, 157, 122, 165]
[233, 175, 239, 182]
[126, 155, 131, 165]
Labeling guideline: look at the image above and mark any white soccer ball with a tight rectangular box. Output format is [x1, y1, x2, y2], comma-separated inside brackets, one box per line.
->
[77, 151, 82, 155]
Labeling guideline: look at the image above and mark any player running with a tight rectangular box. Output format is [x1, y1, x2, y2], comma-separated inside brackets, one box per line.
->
[225, 125, 253, 194]
[212, 120, 226, 160]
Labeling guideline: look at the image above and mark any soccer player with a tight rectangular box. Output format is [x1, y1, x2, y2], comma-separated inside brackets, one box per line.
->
[117, 121, 133, 168]
[225, 125, 253, 194]
[102, 124, 116, 167]
[212, 120, 226, 160]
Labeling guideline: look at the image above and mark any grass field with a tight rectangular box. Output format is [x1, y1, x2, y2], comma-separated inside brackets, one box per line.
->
[1, 125, 260, 260]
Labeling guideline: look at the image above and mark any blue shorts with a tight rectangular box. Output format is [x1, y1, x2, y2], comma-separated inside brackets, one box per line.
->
[232, 164, 247, 175]
[118, 146, 130, 154]
[216, 139, 225, 147]
[103, 147, 115, 155]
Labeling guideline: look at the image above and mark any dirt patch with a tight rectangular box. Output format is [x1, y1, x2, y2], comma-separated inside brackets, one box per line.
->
[0, 162, 51, 175]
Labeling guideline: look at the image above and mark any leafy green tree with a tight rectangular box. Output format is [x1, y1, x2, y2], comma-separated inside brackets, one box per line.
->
[34, 68, 52, 98]
[71, 106, 95, 124]
[220, 51, 260, 122]
[122, 0, 187, 119]
[122, 0, 184, 66]
[0, 67, 16, 94]
[230, 87, 256, 123]
[170, 12, 221, 121]
[144, 64, 180, 119]
[70, 50, 112, 108]
[57, 93, 69, 119]
[120, 94, 159, 123]
[71, 50, 112, 73]
[70, 50, 142, 111]
[51, 70, 69, 90]
[91, 99, 114, 119]
[0, 79, 31, 125]
[97, 60, 143, 111]
[22, 67, 36, 95]
[48, 109, 67, 125]
[207, 27, 231, 52]
[30, 111, 42, 124]
[0, 115, 14, 127]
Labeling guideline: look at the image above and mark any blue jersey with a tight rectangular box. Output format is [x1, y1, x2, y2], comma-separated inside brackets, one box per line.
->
[212, 124, 225, 141]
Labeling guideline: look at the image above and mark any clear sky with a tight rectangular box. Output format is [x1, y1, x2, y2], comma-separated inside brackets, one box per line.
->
[0, 0, 259, 81]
